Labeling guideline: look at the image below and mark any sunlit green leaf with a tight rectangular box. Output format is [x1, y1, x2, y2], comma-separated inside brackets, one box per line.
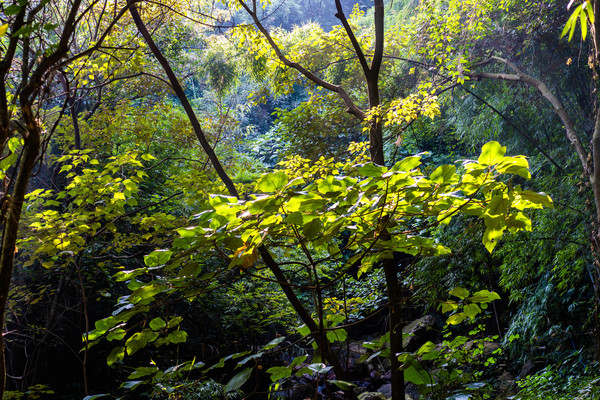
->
[478, 141, 506, 165]
[449, 287, 470, 299]
[149, 317, 166, 331]
[257, 171, 288, 192]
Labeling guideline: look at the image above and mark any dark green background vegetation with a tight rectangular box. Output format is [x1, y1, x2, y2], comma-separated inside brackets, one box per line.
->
[0, 0, 598, 399]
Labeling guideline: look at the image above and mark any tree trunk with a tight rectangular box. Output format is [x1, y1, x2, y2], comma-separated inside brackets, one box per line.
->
[129, 3, 238, 199]
[0, 105, 40, 398]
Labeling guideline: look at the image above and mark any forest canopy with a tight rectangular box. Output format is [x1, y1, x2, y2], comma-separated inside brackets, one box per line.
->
[0, 1, 597, 400]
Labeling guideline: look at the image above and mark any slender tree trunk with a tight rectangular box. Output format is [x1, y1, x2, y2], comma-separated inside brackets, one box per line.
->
[129, 3, 238, 199]
[384, 259, 405, 400]
[0, 105, 40, 398]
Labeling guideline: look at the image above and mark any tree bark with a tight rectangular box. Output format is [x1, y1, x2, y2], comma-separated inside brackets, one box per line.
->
[0, 105, 40, 398]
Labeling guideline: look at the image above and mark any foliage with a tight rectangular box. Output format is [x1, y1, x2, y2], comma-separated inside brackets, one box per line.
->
[1, 1, 589, 398]
[515, 352, 600, 400]
[153, 379, 243, 400]
[562, 0, 595, 41]
[86, 140, 550, 398]
[398, 288, 503, 399]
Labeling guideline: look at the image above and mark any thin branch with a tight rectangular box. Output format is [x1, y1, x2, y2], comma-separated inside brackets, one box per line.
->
[470, 56, 590, 176]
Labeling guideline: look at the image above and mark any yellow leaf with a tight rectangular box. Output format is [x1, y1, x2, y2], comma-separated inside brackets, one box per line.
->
[114, 192, 126, 201]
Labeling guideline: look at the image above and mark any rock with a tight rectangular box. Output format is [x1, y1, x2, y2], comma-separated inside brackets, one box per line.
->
[405, 382, 420, 399]
[350, 340, 369, 355]
[402, 315, 441, 352]
[348, 360, 370, 381]
[495, 370, 517, 399]
[377, 383, 392, 398]
[519, 359, 535, 378]
[382, 369, 392, 381]
[327, 390, 346, 400]
[290, 383, 318, 400]
[358, 392, 387, 400]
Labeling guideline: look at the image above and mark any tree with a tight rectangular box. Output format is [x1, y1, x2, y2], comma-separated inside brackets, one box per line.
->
[81, 5, 553, 400]
[0, 0, 139, 396]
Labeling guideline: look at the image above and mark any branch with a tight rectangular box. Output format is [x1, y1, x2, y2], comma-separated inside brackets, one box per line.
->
[371, 0, 384, 75]
[334, 0, 370, 77]
[459, 85, 564, 172]
[129, 3, 238, 198]
[237, 0, 365, 120]
[470, 56, 590, 176]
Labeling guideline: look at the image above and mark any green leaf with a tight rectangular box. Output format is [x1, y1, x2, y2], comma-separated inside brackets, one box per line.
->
[449, 287, 470, 299]
[128, 366, 159, 379]
[262, 336, 286, 350]
[238, 352, 263, 366]
[430, 165, 457, 184]
[446, 313, 467, 325]
[7, 137, 21, 152]
[125, 331, 151, 355]
[561, 17, 572, 39]
[149, 317, 166, 331]
[307, 363, 332, 374]
[113, 192, 126, 201]
[468, 290, 501, 303]
[120, 380, 144, 390]
[0, 153, 17, 172]
[587, 1, 595, 23]
[441, 301, 458, 313]
[506, 212, 532, 232]
[318, 176, 344, 196]
[358, 163, 387, 177]
[403, 363, 432, 385]
[485, 195, 509, 217]
[464, 303, 482, 319]
[580, 8, 588, 40]
[83, 395, 109, 400]
[329, 380, 357, 390]
[303, 217, 322, 240]
[483, 225, 504, 253]
[569, 7, 580, 41]
[107, 346, 125, 366]
[129, 283, 164, 304]
[283, 212, 304, 225]
[326, 328, 347, 343]
[416, 341, 436, 356]
[224, 367, 253, 392]
[517, 190, 553, 208]
[4, 5, 22, 15]
[267, 366, 292, 381]
[167, 316, 183, 329]
[478, 141, 506, 165]
[421, 350, 440, 361]
[167, 330, 188, 344]
[497, 156, 530, 178]
[257, 171, 288, 192]
[144, 250, 173, 267]
[290, 354, 308, 368]
[392, 156, 421, 172]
